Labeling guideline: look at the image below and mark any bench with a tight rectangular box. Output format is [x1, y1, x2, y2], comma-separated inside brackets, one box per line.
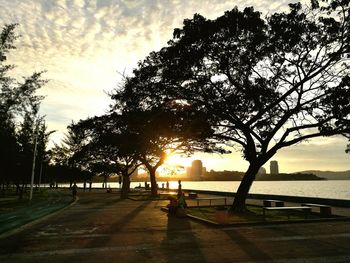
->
[159, 192, 178, 198]
[302, 203, 332, 216]
[188, 192, 198, 199]
[196, 197, 227, 207]
[263, 199, 285, 207]
[262, 206, 311, 220]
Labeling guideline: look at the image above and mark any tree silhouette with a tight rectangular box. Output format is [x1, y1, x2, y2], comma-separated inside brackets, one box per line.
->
[111, 80, 221, 196]
[72, 114, 141, 198]
[0, 24, 48, 195]
[127, 109, 212, 197]
[71, 102, 218, 198]
[50, 122, 93, 186]
[120, 1, 350, 211]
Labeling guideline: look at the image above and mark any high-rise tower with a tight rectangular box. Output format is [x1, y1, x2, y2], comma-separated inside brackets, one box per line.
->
[270, 160, 279, 175]
[191, 160, 203, 179]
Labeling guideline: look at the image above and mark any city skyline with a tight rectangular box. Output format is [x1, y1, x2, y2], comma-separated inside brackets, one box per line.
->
[0, 0, 349, 173]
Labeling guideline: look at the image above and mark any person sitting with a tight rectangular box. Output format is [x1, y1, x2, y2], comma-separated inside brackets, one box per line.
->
[167, 196, 178, 215]
[176, 193, 187, 217]
[177, 193, 187, 209]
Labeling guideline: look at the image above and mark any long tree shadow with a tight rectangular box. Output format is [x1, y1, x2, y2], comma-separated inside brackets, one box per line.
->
[224, 228, 272, 261]
[44, 192, 123, 225]
[160, 215, 207, 263]
[83, 199, 153, 245]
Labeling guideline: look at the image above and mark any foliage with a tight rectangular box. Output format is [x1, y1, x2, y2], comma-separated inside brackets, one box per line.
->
[116, 1, 350, 211]
[111, 70, 227, 196]
[68, 114, 141, 197]
[0, 24, 49, 194]
[49, 122, 93, 184]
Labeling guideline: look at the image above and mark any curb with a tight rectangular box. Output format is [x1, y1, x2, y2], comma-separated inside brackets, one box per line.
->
[0, 196, 79, 239]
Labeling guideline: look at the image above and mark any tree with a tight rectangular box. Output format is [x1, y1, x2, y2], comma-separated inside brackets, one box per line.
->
[118, 1, 350, 212]
[14, 114, 52, 196]
[123, 109, 201, 197]
[35, 120, 55, 187]
[50, 122, 93, 186]
[16, 112, 39, 196]
[111, 84, 220, 196]
[72, 114, 141, 199]
[0, 24, 48, 194]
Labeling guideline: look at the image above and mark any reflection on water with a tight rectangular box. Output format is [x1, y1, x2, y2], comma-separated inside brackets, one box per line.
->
[56, 180, 350, 200]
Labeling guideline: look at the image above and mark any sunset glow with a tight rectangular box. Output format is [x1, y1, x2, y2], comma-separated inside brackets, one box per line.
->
[164, 154, 190, 168]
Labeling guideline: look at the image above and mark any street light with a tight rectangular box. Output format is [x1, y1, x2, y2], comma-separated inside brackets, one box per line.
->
[29, 124, 39, 201]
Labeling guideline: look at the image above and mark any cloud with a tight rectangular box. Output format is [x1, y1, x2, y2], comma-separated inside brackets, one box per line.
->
[1, 0, 296, 73]
[275, 136, 350, 172]
[1, 0, 348, 172]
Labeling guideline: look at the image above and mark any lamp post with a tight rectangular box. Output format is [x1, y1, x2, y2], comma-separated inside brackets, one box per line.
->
[38, 162, 43, 191]
[29, 126, 39, 201]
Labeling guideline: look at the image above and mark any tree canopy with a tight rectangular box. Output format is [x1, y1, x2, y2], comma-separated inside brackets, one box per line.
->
[70, 101, 219, 197]
[115, 0, 350, 211]
[74, 114, 142, 198]
[0, 24, 50, 195]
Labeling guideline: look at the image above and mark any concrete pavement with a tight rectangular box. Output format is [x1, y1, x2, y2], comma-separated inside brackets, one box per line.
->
[1, 190, 350, 262]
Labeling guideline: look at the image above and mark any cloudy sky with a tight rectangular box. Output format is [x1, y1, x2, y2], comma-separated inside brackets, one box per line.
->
[0, 0, 349, 173]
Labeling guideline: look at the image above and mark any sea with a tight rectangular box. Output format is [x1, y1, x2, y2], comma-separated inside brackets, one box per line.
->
[70, 180, 350, 201]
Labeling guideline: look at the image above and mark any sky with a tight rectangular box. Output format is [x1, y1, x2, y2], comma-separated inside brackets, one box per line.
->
[0, 0, 349, 173]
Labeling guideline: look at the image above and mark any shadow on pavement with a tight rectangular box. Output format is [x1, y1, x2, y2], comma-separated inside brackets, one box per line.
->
[224, 228, 272, 261]
[72, 199, 153, 262]
[161, 215, 206, 263]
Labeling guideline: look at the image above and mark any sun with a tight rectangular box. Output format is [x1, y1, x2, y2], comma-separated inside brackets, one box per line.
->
[164, 153, 191, 168]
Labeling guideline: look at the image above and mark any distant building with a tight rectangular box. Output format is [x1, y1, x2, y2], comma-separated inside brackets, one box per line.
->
[186, 160, 206, 179]
[258, 167, 266, 175]
[270, 161, 279, 175]
[202, 166, 206, 176]
[186, 166, 191, 177]
[191, 160, 203, 179]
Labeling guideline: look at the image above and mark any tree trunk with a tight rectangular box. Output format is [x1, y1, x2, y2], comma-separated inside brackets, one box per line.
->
[19, 183, 26, 200]
[103, 175, 108, 189]
[230, 163, 261, 213]
[149, 168, 158, 197]
[120, 174, 130, 199]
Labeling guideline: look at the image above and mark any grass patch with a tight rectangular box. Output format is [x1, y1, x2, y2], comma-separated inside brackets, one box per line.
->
[0, 189, 73, 235]
[0, 189, 51, 212]
[128, 192, 177, 201]
[186, 205, 334, 224]
[128, 195, 159, 201]
[187, 206, 217, 221]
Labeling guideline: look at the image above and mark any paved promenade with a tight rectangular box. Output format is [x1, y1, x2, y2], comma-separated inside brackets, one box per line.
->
[1, 191, 350, 262]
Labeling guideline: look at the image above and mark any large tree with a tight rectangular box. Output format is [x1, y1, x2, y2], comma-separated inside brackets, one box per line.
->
[50, 122, 93, 186]
[111, 82, 220, 196]
[72, 104, 217, 198]
[72, 114, 141, 198]
[119, 0, 350, 211]
[0, 24, 48, 194]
